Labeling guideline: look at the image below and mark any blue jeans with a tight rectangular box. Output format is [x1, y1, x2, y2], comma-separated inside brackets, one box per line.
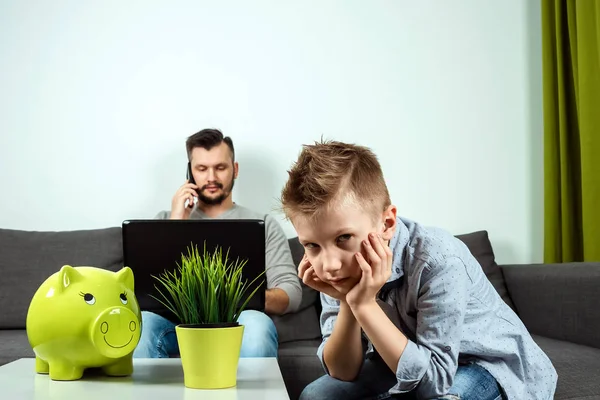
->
[300, 356, 504, 400]
[133, 310, 278, 358]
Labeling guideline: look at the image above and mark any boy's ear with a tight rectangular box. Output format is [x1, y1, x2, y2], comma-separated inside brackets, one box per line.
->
[381, 205, 397, 241]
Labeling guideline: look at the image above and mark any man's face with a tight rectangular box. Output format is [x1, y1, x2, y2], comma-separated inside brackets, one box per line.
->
[292, 198, 396, 295]
[189, 142, 238, 206]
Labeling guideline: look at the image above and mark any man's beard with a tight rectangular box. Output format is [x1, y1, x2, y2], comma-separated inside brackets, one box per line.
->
[197, 178, 235, 205]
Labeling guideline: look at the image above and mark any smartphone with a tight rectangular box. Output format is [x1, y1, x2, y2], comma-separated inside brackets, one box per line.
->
[186, 162, 196, 185]
[185, 162, 199, 208]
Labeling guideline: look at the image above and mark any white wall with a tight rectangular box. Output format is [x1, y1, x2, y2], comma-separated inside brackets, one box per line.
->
[0, 0, 543, 265]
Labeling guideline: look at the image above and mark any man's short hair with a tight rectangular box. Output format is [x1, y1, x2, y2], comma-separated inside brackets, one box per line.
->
[280, 139, 391, 221]
[186, 128, 235, 162]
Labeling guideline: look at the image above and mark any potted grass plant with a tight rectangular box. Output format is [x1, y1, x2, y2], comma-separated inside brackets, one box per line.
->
[150, 242, 264, 389]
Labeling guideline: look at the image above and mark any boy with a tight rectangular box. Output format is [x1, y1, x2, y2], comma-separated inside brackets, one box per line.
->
[280, 140, 557, 400]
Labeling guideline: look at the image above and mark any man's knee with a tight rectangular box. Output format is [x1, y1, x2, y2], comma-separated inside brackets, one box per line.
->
[238, 310, 278, 357]
[139, 311, 173, 337]
[238, 310, 277, 337]
[133, 311, 176, 358]
[139, 311, 162, 330]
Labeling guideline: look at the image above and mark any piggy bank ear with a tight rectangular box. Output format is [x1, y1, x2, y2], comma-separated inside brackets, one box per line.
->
[58, 265, 83, 292]
[115, 267, 135, 292]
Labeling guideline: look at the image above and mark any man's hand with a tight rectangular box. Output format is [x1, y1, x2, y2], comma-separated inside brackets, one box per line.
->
[346, 233, 393, 310]
[170, 180, 200, 220]
[298, 254, 346, 301]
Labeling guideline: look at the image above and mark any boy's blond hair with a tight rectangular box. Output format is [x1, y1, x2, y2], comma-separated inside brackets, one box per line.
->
[280, 139, 391, 221]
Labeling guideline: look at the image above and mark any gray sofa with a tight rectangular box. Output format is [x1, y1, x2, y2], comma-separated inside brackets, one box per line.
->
[1, 227, 599, 399]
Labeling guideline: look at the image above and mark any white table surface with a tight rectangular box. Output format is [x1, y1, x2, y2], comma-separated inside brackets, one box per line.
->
[0, 358, 290, 400]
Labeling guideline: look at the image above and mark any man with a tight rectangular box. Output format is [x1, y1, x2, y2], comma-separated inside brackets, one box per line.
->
[133, 129, 302, 358]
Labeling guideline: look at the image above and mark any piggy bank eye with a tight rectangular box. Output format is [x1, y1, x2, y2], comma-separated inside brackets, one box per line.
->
[120, 292, 128, 305]
[79, 292, 96, 305]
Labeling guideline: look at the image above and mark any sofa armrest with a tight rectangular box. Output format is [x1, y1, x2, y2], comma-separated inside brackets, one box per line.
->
[501, 262, 600, 349]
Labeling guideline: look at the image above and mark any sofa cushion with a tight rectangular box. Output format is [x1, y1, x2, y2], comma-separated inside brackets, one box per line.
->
[272, 304, 321, 344]
[455, 230, 516, 311]
[532, 334, 600, 399]
[503, 263, 600, 349]
[278, 340, 324, 400]
[0, 227, 123, 329]
[0, 329, 34, 366]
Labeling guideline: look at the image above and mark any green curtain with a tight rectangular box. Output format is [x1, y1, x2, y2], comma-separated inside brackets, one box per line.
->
[542, 1, 600, 263]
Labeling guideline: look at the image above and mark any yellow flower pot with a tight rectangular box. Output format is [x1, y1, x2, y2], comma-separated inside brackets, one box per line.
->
[175, 323, 244, 389]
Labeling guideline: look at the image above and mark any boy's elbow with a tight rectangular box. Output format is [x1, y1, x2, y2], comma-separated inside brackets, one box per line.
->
[324, 357, 362, 382]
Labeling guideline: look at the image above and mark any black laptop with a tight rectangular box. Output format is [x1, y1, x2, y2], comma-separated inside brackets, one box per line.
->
[122, 219, 266, 323]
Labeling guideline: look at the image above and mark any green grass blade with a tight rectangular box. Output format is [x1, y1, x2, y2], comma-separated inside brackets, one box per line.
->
[148, 240, 260, 325]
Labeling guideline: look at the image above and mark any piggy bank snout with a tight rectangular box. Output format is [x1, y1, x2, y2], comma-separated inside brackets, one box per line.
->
[92, 307, 141, 359]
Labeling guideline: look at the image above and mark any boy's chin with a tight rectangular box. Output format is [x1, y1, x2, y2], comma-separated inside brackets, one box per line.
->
[329, 278, 360, 294]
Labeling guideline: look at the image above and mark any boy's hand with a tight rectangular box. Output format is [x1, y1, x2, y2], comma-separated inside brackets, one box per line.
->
[298, 254, 346, 301]
[346, 233, 392, 310]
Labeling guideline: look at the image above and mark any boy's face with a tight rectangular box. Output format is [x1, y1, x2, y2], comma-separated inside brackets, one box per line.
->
[292, 199, 397, 295]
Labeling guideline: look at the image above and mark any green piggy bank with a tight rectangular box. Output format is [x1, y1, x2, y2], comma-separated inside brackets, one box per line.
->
[26, 265, 142, 381]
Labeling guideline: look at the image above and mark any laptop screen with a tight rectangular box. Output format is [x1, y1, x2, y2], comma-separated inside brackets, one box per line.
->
[122, 219, 266, 323]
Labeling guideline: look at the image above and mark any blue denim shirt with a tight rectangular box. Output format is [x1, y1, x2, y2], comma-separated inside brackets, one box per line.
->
[317, 217, 557, 400]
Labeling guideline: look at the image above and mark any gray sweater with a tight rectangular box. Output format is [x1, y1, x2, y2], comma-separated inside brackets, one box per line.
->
[155, 204, 302, 314]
